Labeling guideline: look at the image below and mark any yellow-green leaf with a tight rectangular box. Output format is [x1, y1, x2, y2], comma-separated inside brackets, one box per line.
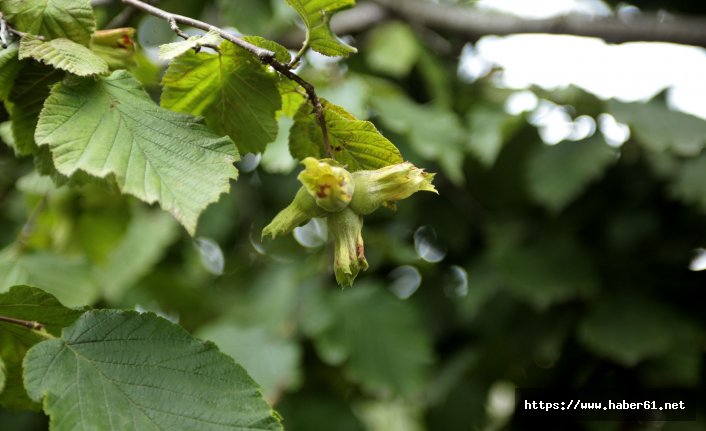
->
[0, 0, 95, 46]
[19, 35, 109, 77]
[285, 0, 357, 57]
[290, 100, 402, 171]
[161, 42, 281, 154]
[159, 29, 222, 60]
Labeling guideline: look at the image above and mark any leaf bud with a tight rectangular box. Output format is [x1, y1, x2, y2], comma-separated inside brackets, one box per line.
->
[349, 162, 437, 215]
[262, 187, 328, 240]
[298, 157, 355, 212]
[327, 208, 368, 287]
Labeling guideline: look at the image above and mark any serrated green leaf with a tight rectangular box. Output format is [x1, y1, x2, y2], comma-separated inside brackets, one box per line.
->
[527, 135, 616, 212]
[161, 42, 281, 154]
[19, 35, 108, 77]
[0, 285, 82, 410]
[197, 323, 301, 400]
[0, 0, 95, 46]
[97, 210, 179, 302]
[312, 285, 432, 396]
[4, 63, 63, 156]
[90, 28, 137, 70]
[0, 43, 21, 101]
[290, 100, 402, 171]
[159, 30, 221, 60]
[609, 98, 706, 156]
[0, 250, 98, 307]
[35, 70, 239, 235]
[285, 0, 357, 57]
[0, 285, 82, 337]
[24, 310, 283, 431]
[243, 36, 292, 64]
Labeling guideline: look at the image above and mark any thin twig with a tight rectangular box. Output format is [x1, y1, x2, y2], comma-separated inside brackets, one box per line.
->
[0, 315, 45, 331]
[262, 57, 334, 158]
[167, 16, 189, 40]
[373, 0, 706, 47]
[121, 0, 272, 58]
[121, 0, 333, 156]
[288, 38, 310, 69]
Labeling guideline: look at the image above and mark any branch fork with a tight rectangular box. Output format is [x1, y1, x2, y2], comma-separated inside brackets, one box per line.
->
[121, 0, 332, 157]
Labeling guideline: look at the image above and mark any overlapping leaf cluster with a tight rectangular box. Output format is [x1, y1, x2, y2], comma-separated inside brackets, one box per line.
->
[0, 0, 441, 427]
[0, 0, 415, 238]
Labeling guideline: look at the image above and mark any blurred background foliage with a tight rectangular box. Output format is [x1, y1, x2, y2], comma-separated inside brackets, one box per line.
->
[1, 0, 706, 430]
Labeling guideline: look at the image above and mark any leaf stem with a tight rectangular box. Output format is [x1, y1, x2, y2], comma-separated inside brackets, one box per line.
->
[262, 57, 334, 158]
[287, 37, 310, 69]
[0, 315, 44, 330]
[0, 315, 55, 340]
[120, 0, 333, 157]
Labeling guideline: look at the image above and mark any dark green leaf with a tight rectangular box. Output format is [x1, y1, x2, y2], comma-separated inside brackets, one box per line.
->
[487, 235, 599, 310]
[4, 62, 63, 156]
[0, 285, 82, 410]
[0, 43, 21, 101]
[24, 310, 283, 430]
[197, 323, 301, 400]
[311, 285, 432, 396]
[527, 135, 616, 212]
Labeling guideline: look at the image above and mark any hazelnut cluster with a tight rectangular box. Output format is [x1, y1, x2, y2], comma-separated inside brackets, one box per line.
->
[263, 158, 436, 286]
